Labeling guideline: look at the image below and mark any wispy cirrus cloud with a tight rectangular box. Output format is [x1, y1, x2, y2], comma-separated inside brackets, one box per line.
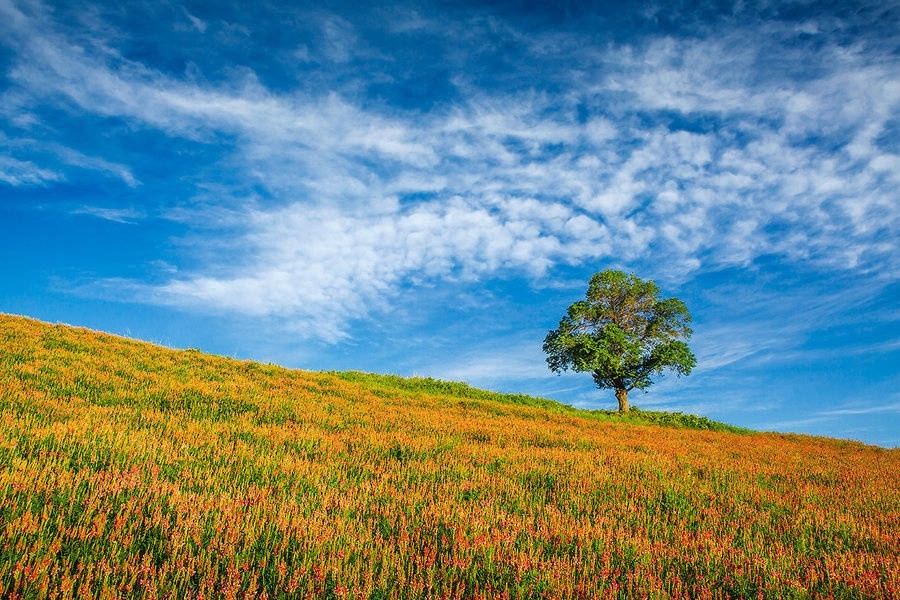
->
[0, 136, 137, 189]
[819, 402, 900, 417]
[0, 154, 62, 186]
[70, 206, 144, 224]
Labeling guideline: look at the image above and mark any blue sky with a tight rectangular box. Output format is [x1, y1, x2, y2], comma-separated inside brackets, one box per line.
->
[2, 0, 899, 447]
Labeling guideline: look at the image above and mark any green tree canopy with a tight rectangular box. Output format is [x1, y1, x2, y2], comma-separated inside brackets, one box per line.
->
[543, 270, 696, 412]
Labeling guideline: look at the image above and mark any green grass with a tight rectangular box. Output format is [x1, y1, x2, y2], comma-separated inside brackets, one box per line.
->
[330, 370, 751, 434]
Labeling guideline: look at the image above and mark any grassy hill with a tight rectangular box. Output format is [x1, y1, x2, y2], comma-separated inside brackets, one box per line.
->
[1, 313, 898, 599]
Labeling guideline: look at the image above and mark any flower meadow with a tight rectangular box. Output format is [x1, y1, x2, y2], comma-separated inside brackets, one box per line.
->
[1, 314, 898, 599]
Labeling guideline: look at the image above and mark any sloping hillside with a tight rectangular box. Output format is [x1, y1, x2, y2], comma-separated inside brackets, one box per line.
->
[1, 313, 898, 599]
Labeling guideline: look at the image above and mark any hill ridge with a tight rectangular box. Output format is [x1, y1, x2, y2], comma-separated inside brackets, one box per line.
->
[3, 312, 749, 435]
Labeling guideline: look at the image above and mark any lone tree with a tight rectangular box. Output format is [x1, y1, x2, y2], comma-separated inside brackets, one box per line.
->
[543, 270, 696, 412]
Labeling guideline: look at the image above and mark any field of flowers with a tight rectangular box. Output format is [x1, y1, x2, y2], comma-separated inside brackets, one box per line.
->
[1, 313, 898, 599]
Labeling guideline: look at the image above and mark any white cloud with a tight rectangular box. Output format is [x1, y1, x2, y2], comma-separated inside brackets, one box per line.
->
[818, 402, 900, 416]
[180, 7, 207, 34]
[70, 206, 144, 223]
[0, 133, 137, 187]
[148, 197, 610, 340]
[0, 154, 62, 186]
[52, 145, 138, 187]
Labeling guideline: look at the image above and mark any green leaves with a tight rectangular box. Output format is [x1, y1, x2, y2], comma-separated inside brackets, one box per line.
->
[543, 270, 696, 407]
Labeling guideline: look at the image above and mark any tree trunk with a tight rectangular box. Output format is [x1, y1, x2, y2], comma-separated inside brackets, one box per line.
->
[615, 387, 629, 412]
